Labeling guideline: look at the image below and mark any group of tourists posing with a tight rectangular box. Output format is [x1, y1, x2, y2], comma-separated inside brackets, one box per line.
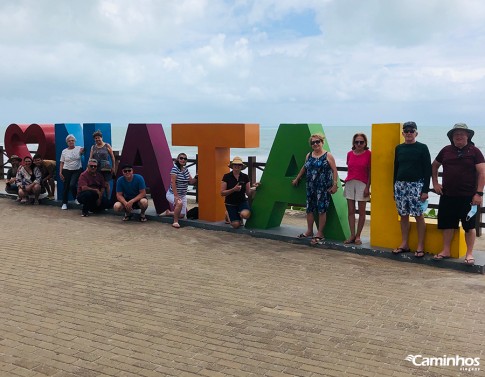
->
[5, 123, 484, 264]
[289, 121, 482, 266]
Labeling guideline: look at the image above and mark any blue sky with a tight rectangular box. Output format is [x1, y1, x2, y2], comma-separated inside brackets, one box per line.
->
[0, 0, 484, 134]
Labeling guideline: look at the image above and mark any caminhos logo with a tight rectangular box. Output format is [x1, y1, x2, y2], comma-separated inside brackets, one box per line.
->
[405, 355, 480, 372]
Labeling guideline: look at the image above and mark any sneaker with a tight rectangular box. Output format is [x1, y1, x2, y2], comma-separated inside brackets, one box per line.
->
[75, 200, 80, 205]
[61, 204, 68, 210]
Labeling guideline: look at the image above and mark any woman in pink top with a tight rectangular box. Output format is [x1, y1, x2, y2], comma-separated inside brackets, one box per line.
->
[344, 133, 371, 245]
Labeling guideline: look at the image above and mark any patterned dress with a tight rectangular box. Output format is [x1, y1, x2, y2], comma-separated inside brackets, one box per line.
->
[305, 152, 333, 214]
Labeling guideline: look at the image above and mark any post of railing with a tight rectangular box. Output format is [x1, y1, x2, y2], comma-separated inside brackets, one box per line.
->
[195, 154, 199, 203]
[0, 146, 5, 179]
[247, 156, 256, 185]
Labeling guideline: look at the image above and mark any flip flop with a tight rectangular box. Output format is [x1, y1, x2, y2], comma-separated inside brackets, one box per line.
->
[354, 239, 362, 245]
[172, 223, 181, 229]
[139, 215, 147, 222]
[122, 214, 132, 221]
[310, 236, 324, 245]
[464, 257, 475, 265]
[392, 247, 410, 254]
[414, 251, 425, 258]
[344, 237, 356, 244]
[297, 233, 313, 239]
[433, 254, 451, 260]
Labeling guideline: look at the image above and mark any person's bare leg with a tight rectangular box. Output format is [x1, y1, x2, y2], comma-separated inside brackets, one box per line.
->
[435, 229, 454, 258]
[355, 201, 366, 243]
[346, 199, 356, 242]
[316, 212, 327, 239]
[465, 229, 476, 261]
[397, 215, 410, 249]
[305, 212, 314, 236]
[173, 199, 182, 225]
[415, 214, 426, 251]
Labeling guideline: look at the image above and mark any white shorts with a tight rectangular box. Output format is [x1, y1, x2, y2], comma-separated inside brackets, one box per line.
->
[166, 191, 187, 215]
[344, 180, 370, 201]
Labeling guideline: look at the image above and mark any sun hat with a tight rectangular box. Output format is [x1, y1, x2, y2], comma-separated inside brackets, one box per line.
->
[228, 156, 247, 170]
[402, 121, 417, 130]
[7, 154, 22, 163]
[447, 123, 474, 142]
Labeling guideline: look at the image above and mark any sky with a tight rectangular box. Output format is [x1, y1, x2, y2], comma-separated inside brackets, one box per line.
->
[1, 0, 485, 133]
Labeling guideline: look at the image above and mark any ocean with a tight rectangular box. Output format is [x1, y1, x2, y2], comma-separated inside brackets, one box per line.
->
[3, 123, 485, 181]
[108, 124, 485, 167]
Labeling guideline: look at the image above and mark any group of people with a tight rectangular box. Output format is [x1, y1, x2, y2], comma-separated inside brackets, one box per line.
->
[4, 124, 484, 264]
[290, 122, 482, 266]
[391, 122, 484, 266]
[6, 154, 56, 204]
[292, 132, 370, 246]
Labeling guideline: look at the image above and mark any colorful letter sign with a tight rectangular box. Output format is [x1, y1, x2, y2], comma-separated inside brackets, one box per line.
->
[246, 124, 350, 241]
[117, 124, 173, 214]
[4, 123, 55, 160]
[172, 123, 260, 222]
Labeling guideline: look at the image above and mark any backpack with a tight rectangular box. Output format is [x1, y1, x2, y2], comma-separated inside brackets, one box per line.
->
[187, 206, 199, 220]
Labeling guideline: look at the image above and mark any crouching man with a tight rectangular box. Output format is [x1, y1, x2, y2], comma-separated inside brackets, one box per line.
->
[77, 159, 109, 217]
[113, 164, 149, 222]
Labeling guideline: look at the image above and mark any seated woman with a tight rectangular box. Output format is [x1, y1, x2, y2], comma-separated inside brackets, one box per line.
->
[5, 155, 22, 196]
[221, 156, 259, 229]
[16, 156, 42, 204]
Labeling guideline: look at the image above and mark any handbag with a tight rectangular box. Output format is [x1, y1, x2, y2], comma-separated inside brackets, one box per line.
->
[99, 159, 112, 172]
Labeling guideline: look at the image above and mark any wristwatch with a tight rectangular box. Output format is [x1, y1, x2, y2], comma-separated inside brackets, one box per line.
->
[476, 192, 483, 196]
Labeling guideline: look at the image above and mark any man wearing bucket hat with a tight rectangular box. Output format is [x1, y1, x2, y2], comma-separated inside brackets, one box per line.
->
[221, 156, 259, 229]
[5, 155, 22, 195]
[432, 123, 485, 265]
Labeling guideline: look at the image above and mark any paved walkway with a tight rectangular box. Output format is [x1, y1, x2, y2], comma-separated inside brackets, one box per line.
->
[0, 198, 484, 377]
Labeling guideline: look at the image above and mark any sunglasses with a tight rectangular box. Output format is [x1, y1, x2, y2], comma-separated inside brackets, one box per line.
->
[123, 169, 132, 173]
[179, 156, 187, 160]
[233, 164, 243, 167]
[354, 140, 365, 145]
[403, 129, 416, 134]
[88, 165, 97, 168]
[311, 140, 322, 145]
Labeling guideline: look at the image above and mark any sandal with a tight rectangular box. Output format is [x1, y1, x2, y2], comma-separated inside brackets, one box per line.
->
[20, 199, 27, 204]
[297, 232, 313, 239]
[354, 238, 362, 245]
[433, 254, 451, 260]
[172, 223, 181, 229]
[414, 251, 425, 258]
[139, 215, 147, 222]
[344, 237, 356, 244]
[464, 257, 475, 265]
[392, 247, 410, 254]
[310, 236, 324, 245]
[122, 214, 132, 221]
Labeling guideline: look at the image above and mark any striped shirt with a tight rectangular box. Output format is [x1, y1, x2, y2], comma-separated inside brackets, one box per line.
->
[168, 165, 190, 196]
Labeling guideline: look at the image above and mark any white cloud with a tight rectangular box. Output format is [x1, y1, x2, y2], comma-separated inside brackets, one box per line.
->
[0, 0, 484, 131]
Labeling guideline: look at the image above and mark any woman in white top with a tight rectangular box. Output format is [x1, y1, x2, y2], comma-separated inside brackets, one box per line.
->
[59, 134, 84, 209]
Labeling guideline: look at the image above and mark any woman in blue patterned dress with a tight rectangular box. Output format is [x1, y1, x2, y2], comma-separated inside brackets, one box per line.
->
[292, 134, 339, 245]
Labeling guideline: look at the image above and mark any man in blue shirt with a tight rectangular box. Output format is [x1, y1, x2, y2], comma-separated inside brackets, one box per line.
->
[113, 164, 149, 222]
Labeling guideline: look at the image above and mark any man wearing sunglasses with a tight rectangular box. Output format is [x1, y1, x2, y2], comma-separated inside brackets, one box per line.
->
[76, 159, 109, 217]
[113, 164, 149, 222]
[392, 121, 432, 258]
